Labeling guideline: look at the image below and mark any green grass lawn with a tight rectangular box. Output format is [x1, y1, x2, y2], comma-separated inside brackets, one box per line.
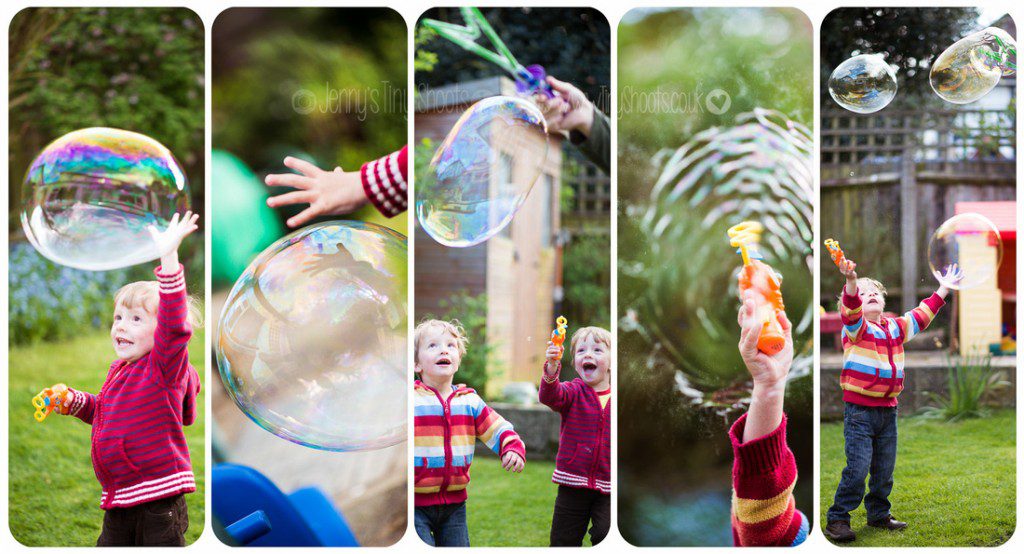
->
[464, 456, 593, 547]
[8, 329, 206, 546]
[820, 410, 1015, 547]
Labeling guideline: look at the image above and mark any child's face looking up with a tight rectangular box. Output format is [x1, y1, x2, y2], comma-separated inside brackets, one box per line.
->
[858, 282, 885, 321]
[111, 301, 157, 363]
[574, 334, 610, 390]
[416, 327, 462, 385]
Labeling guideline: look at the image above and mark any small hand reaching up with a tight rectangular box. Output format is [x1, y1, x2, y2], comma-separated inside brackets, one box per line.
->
[838, 257, 858, 294]
[148, 210, 199, 270]
[265, 156, 369, 228]
[738, 291, 793, 442]
[936, 263, 964, 298]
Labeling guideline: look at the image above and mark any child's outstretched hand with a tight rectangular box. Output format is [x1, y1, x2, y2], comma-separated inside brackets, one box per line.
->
[544, 341, 562, 377]
[937, 263, 964, 298]
[533, 76, 595, 138]
[148, 211, 199, 269]
[738, 292, 792, 442]
[838, 257, 858, 294]
[501, 451, 525, 473]
[265, 157, 369, 228]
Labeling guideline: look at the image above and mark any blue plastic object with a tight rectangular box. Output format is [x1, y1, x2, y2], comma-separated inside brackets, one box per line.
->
[212, 464, 359, 547]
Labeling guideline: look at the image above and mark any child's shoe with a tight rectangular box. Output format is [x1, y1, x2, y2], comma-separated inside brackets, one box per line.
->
[867, 515, 908, 531]
[824, 520, 856, 542]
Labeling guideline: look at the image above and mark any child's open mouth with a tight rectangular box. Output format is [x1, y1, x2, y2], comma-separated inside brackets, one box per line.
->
[436, 357, 452, 369]
[115, 337, 133, 347]
[581, 361, 598, 375]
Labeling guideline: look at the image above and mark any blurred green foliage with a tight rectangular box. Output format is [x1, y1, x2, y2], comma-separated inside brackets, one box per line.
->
[212, 7, 407, 239]
[619, 8, 812, 206]
[562, 234, 611, 330]
[8, 8, 205, 229]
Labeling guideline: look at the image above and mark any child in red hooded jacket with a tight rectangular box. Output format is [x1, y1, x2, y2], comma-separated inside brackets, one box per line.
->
[540, 326, 612, 546]
[41, 212, 202, 546]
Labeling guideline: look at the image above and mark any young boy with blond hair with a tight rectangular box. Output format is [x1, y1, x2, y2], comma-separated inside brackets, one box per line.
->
[824, 257, 959, 542]
[412, 319, 526, 546]
[540, 325, 612, 546]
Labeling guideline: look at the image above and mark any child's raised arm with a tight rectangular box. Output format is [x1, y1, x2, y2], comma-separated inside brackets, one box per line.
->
[147, 211, 199, 385]
[897, 265, 956, 343]
[730, 292, 807, 546]
[265, 146, 409, 227]
[539, 341, 574, 411]
[837, 257, 866, 343]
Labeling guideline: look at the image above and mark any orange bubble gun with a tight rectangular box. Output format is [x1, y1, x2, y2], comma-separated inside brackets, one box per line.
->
[824, 238, 845, 266]
[32, 384, 69, 422]
[551, 316, 568, 352]
[728, 222, 786, 355]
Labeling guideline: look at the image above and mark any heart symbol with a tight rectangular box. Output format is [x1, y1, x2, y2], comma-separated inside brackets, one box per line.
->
[706, 89, 731, 114]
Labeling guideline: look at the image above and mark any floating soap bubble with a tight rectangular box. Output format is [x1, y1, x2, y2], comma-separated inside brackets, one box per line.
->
[216, 221, 408, 451]
[828, 54, 898, 114]
[20, 128, 190, 271]
[625, 109, 813, 410]
[930, 27, 1017, 104]
[927, 212, 1003, 291]
[417, 96, 548, 247]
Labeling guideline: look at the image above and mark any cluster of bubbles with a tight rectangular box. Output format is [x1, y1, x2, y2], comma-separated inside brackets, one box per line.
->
[624, 109, 814, 409]
[927, 212, 1003, 291]
[930, 27, 1017, 104]
[215, 221, 408, 452]
[21, 127, 189, 271]
[827, 54, 898, 114]
[828, 27, 1016, 113]
[417, 95, 548, 247]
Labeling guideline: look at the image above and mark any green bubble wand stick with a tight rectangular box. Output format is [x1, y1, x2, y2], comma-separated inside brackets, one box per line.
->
[420, 7, 556, 98]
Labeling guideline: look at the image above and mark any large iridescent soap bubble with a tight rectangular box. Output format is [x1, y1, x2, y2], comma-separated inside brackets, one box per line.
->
[828, 54, 898, 114]
[417, 96, 548, 247]
[627, 109, 814, 410]
[930, 27, 1017, 104]
[928, 212, 1003, 291]
[216, 221, 408, 451]
[21, 128, 189, 270]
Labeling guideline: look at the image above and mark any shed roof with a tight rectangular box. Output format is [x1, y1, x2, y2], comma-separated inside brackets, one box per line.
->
[955, 200, 1017, 239]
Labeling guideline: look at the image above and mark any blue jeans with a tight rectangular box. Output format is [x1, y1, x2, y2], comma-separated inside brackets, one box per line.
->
[414, 503, 469, 547]
[827, 403, 899, 523]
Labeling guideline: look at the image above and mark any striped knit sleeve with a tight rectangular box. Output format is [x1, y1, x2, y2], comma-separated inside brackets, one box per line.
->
[152, 264, 193, 385]
[360, 146, 408, 218]
[472, 395, 526, 460]
[729, 413, 806, 546]
[897, 292, 945, 342]
[538, 361, 574, 411]
[840, 288, 866, 344]
[67, 387, 97, 425]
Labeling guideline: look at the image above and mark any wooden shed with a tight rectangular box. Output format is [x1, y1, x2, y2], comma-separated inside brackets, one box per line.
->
[415, 77, 564, 389]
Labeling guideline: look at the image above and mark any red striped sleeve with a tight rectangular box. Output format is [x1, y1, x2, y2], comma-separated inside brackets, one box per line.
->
[360, 146, 408, 218]
[152, 264, 193, 385]
[539, 361, 574, 412]
[729, 413, 803, 546]
[68, 387, 97, 425]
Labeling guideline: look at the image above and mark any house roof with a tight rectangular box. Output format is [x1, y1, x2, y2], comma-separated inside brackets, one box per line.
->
[955, 201, 1017, 238]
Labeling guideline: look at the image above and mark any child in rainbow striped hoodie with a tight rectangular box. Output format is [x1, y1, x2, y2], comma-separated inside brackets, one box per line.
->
[412, 319, 526, 547]
[824, 256, 958, 543]
[730, 291, 808, 546]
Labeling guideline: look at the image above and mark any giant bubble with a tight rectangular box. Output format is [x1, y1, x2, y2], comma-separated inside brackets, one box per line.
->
[216, 221, 408, 451]
[21, 128, 190, 271]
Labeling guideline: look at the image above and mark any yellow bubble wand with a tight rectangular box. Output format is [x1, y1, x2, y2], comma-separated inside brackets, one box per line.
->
[727, 222, 786, 355]
[32, 384, 69, 422]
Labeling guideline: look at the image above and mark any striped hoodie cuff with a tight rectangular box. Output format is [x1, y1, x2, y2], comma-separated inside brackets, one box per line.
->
[543, 360, 561, 383]
[361, 148, 408, 218]
[154, 264, 186, 294]
[729, 413, 790, 478]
